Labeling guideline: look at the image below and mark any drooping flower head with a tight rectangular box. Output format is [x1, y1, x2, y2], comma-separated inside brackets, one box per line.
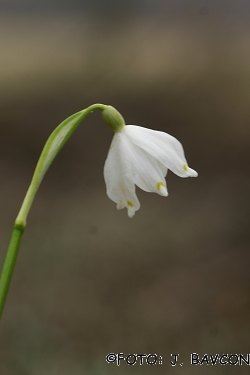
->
[102, 106, 198, 218]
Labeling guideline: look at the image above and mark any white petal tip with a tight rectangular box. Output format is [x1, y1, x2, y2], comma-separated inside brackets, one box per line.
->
[128, 210, 135, 218]
[117, 201, 125, 210]
[183, 164, 198, 177]
[188, 168, 198, 177]
[127, 201, 136, 218]
[156, 182, 168, 196]
[159, 185, 168, 196]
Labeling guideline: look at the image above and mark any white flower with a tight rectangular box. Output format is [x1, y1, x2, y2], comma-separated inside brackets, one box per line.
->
[104, 124, 198, 218]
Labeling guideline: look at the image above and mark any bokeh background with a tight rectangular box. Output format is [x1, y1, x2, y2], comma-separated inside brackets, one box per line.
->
[0, 1, 250, 374]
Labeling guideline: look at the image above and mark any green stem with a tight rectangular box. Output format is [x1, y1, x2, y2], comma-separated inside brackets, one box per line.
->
[0, 224, 24, 319]
[16, 103, 106, 227]
[0, 103, 107, 319]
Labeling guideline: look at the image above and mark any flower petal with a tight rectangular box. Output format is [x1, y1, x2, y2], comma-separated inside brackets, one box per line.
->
[124, 125, 198, 178]
[127, 141, 169, 196]
[104, 133, 140, 217]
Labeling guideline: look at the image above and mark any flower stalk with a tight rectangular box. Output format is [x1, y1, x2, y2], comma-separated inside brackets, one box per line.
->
[0, 225, 24, 318]
[0, 103, 108, 319]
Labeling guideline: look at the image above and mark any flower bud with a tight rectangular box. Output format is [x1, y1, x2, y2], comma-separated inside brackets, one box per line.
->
[102, 106, 125, 132]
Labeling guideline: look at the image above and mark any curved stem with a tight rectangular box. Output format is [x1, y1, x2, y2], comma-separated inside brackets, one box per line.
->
[16, 103, 106, 227]
[0, 103, 107, 319]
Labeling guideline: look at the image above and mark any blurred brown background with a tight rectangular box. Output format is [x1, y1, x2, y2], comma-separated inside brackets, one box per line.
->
[0, 1, 250, 374]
